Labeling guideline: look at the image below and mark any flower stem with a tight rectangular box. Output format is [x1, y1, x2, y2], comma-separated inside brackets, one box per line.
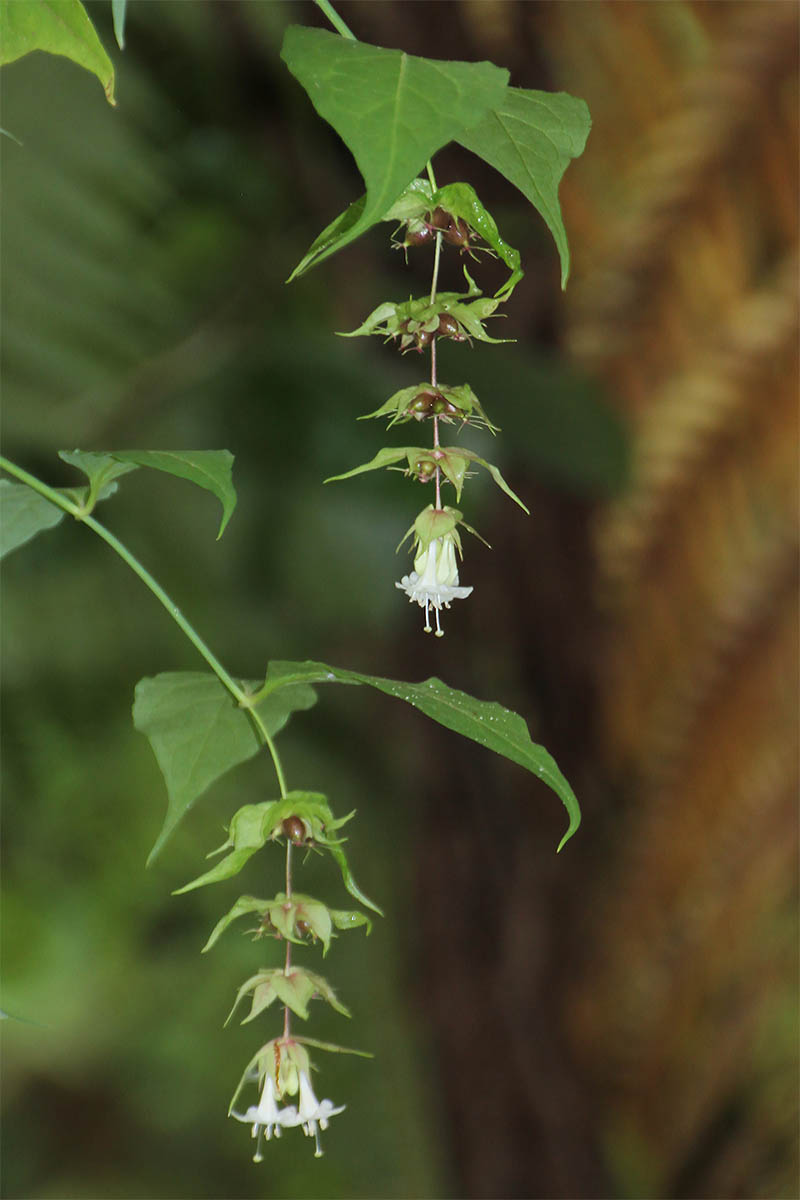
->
[0, 454, 289, 797]
[314, 0, 356, 39]
[426, 175, 444, 512]
[283, 839, 293, 1041]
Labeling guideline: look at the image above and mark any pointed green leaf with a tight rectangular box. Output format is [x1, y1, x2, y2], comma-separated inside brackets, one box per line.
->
[0, 476, 123, 558]
[325, 446, 409, 485]
[101, 451, 237, 538]
[282, 26, 508, 277]
[331, 908, 372, 936]
[0, 0, 115, 104]
[337, 301, 400, 339]
[246, 979, 285, 1023]
[480, 459, 529, 513]
[202, 895, 267, 952]
[302, 969, 351, 1017]
[227, 971, 280, 1026]
[173, 847, 257, 895]
[59, 449, 139, 505]
[260, 662, 580, 851]
[458, 88, 591, 288]
[134, 672, 317, 864]
[111, 0, 127, 49]
[0, 480, 65, 557]
[294, 1035, 373, 1058]
[433, 182, 523, 297]
[458, 451, 530, 514]
[286, 195, 366, 282]
[326, 844, 383, 917]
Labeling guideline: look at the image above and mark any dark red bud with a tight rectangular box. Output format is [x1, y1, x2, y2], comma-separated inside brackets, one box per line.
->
[282, 816, 307, 844]
[405, 223, 434, 248]
[443, 217, 471, 248]
[295, 919, 311, 937]
[437, 313, 461, 338]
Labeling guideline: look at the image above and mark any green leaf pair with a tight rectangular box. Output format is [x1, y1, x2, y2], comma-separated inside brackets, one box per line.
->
[60, 449, 237, 538]
[0, 450, 237, 561]
[326, 444, 529, 513]
[282, 26, 591, 287]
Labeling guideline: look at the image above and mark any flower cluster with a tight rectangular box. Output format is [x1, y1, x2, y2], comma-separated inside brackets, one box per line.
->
[328, 176, 528, 636]
[176, 791, 379, 1161]
[232, 1064, 345, 1161]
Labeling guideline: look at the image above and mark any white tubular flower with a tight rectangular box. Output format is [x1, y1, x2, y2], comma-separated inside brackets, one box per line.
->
[296, 1070, 345, 1158]
[396, 533, 472, 637]
[231, 1074, 299, 1162]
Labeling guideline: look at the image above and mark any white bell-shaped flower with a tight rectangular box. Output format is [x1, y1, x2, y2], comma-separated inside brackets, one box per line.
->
[231, 1074, 299, 1162]
[396, 532, 472, 636]
[296, 1070, 346, 1158]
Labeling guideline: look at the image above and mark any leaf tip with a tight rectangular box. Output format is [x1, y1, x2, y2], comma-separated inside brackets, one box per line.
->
[556, 812, 581, 853]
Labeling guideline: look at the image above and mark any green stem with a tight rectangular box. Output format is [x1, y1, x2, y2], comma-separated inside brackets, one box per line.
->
[81, 512, 243, 697]
[0, 455, 289, 795]
[249, 709, 288, 799]
[315, 0, 356, 39]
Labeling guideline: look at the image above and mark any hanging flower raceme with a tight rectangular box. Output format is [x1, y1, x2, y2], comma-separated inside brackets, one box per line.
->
[322, 174, 531, 638]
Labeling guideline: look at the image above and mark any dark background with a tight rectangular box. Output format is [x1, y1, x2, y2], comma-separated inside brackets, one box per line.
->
[1, 3, 797, 1198]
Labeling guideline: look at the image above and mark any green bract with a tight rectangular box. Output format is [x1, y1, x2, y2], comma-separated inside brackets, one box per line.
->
[326, 445, 528, 512]
[339, 269, 511, 351]
[203, 893, 372, 954]
[173, 793, 353, 893]
[397, 505, 486, 556]
[359, 382, 498, 433]
[173, 791, 382, 915]
[385, 178, 523, 298]
[228, 966, 351, 1024]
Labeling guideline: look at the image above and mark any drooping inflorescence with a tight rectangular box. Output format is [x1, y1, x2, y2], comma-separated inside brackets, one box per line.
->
[173, 791, 380, 1161]
[326, 178, 529, 636]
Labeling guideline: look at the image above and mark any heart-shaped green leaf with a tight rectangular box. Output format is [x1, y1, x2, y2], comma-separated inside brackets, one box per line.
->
[282, 26, 508, 277]
[106, 451, 237, 538]
[458, 87, 591, 288]
[0, 480, 66, 558]
[0, 478, 120, 559]
[0, 0, 115, 104]
[134, 672, 317, 864]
